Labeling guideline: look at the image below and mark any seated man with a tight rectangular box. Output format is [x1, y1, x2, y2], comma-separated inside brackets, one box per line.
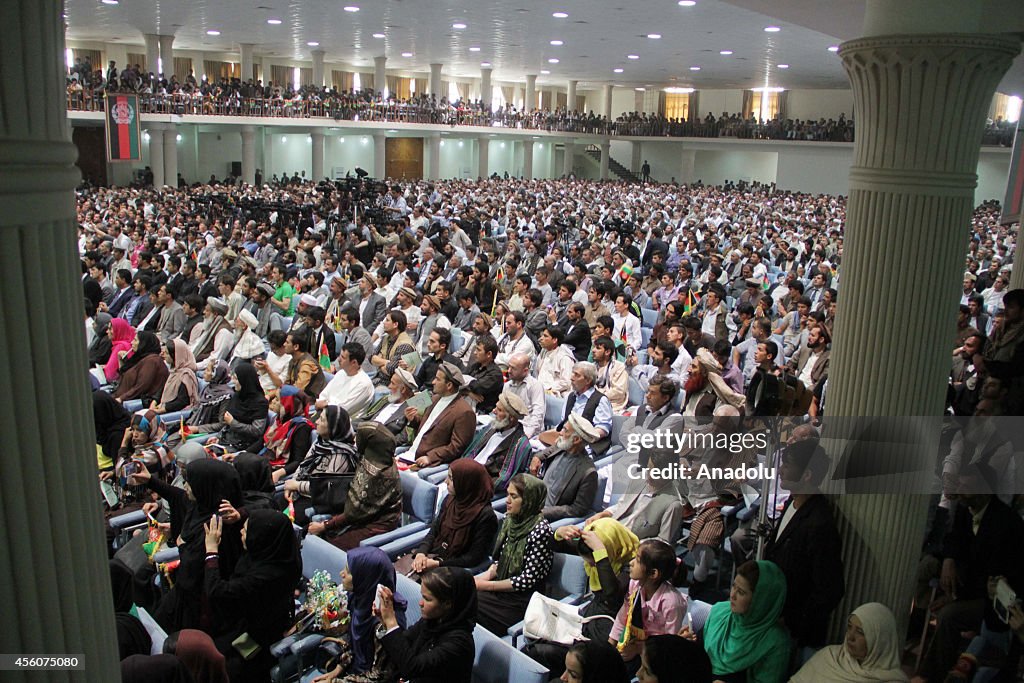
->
[591, 336, 629, 413]
[618, 376, 683, 467]
[360, 367, 417, 441]
[411, 326, 462, 389]
[465, 335, 504, 414]
[316, 342, 375, 419]
[459, 392, 533, 495]
[402, 362, 477, 469]
[533, 325, 577, 397]
[535, 413, 600, 521]
[504, 352, 546, 439]
[537, 361, 613, 458]
[586, 447, 685, 543]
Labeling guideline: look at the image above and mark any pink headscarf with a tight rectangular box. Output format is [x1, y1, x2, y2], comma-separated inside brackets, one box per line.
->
[103, 318, 136, 382]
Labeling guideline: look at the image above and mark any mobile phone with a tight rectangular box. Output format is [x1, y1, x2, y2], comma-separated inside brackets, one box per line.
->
[995, 578, 1019, 624]
[374, 584, 385, 611]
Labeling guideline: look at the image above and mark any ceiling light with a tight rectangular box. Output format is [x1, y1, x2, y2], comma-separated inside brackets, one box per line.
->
[548, 58, 559, 63]
[401, 52, 413, 57]
[373, 33, 386, 38]
[777, 63, 789, 69]
[452, 22, 467, 29]
[469, 46, 481, 52]
[540, 69, 550, 74]
[689, 66, 701, 71]
[751, 86, 785, 93]
[552, 12, 568, 18]
[678, 0, 696, 5]
[343, 6, 360, 12]
[764, 26, 781, 32]
[307, 41, 320, 47]
[613, 68, 624, 73]
[647, 33, 661, 39]
[664, 87, 695, 93]
[480, 61, 491, 67]
[828, 45, 840, 52]
[207, 30, 221, 36]
[635, 87, 645, 91]
[550, 40, 563, 46]
[627, 54, 639, 60]
[719, 50, 733, 55]
[101, 0, 118, 4]
[267, 18, 282, 24]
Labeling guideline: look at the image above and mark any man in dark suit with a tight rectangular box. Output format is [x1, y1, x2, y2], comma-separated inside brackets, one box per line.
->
[105, 268, 135, 318]
[411, 326, 463, 389]
[351, 272, 387, 333]
[562, 302, 592, 361]
[538, 413, 600, 521]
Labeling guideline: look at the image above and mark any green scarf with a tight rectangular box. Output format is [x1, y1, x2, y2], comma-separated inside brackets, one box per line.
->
[493, 474, 547, 581]
[704, 560, 790, 683]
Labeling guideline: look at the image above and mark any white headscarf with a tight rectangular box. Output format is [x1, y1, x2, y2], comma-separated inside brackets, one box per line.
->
[789, 603, 908, 683]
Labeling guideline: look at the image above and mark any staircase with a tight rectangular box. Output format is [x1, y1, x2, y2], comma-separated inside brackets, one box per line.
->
[584, 145, 644, 183]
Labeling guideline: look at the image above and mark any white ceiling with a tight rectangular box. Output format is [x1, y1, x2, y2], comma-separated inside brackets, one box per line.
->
[64, 0, 1023, 94]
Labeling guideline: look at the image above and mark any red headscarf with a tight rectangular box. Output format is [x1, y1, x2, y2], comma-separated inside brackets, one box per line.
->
[263, 385, 313, 466]
[103, 318, 137, 382]
[175, 629, 229, 683]
[434, 459, 494, 560]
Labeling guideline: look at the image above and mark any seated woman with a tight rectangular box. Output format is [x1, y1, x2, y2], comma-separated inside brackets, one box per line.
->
[103, 410, 174, 511]
[150, 339, 200, 415]
[525, 518, 638, 675]
[203, 508, 302, 682]
[475, 473, 554, 635]
[176, 362, 269, 462]
[560, 640, 631, 683]
[253, 385, 314, 484]
[609, 538, 687, 666]
[93, 389, 131, 466]
[309, 421, 403, 550]
[697, 560, 789, 683]
[113, 331, 170, 404]
[638, 634, 713, 683]
[176, 360, 234, 438]
[790, 602, 907, 683]
[160, 629, 229, 683]
[314, 546, 408, 683]
[375, 567, 478, 683]
[89, 312, 114, 367]
[103, 318, 136, 383]
[280, 404, 359, 525]
[403, 460, 499, 579]
[227, 452, 277, 518]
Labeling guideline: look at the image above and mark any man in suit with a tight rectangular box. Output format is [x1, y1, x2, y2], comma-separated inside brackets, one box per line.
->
[337, 307, 376, 375]
[403, 361, 476, 469]
[125, 273, 155, 326]
[787, 325, 830, 394]
[458, 392, 533, 495]
[537, 413, 600, 521]
[465, 335, 504, 414]
[360, 367, 417, 440]
[618, 377, 683, 466]
[352, 272, 387, 333]
[562, 302, 592, 361]
[105, 268, 135, 318]
[410, 326, 463, 389]
[154, 283, 187, 342]
[584, 447, 684, 543]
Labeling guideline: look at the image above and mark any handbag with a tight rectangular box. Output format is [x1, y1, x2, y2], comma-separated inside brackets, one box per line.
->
[522, 593, 613, 646]
[308, 473, 355, 514]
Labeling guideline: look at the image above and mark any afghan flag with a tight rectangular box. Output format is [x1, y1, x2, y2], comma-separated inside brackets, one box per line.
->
[319, 341, 331, 371]
[682, 289, 701, 315]
[762, 275, 771, 292]
[104, 93, 142, 162]
[617, 263, 635, 282]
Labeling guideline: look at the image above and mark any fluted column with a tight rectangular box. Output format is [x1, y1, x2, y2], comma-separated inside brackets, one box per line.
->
[158, 34, 174, 77]
[477, 137, 489, 178]
[241, 125, 256, 185]
[373, 131, 386, 179]
[239, 43, 254, 82]
[599, 141, 610, 180]
[374, 55, 387, 96]
[311, 49, 325, 88]
[567, 80, 577, 111]
[522, 139, 534, 180]
[563, 141, 575, 177]
[602, 84, 613, 120]
[525, 74, 537, 111]
[163, 123, 178, 187]
[426, 133, 441, 180]
[148, 124, 165, 188]
[480, 67, 492, 111]
[144, 33, 159, 76]
[826, 33, 1020, 637]
[263, 126, 274, 177]
[310, 128, 325, 181]
[1011, 224, 1024, 289]
[0, 0, 120, 677]
[429, 63, 443, 99]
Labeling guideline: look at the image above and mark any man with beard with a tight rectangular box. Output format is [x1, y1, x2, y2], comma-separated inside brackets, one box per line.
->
[250, 281, 276, 338]
[949, 332, 985, 416]
[413, 294, 451, 356]
[457, 392, 533, 495]
[683, 348, 745, 418]
[316, 343, 375, 419]
[788, 325, 830, 394]
[371, 310, 416, 387]
[535, 413, 600, 521]
[974, 288, 1024, 414]
[191, 297, 234, 368]
[359, 367, 417, 439]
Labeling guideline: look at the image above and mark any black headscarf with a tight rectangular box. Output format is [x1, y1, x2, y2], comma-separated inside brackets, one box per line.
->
[93, 389, 131, 460]
[120, 654, 196, 683]
[232, 452, 275, 512]
[120, 330, 162, 374]
[175, 460, 244, 594]
[301, 404, 355, 471]
[641, 634, 713, 683]
[234, 509, 302, 586]
[115, 612, 152, 661]
[224, 362, 269, 425]
[419, 567, 477, 636]
[89, 312, 114, 366]
[569, 639, 630, 683]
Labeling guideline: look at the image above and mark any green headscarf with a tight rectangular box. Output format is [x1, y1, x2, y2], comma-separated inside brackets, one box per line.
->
[703, 560, 790, 683]
[493, 474, 547, 581]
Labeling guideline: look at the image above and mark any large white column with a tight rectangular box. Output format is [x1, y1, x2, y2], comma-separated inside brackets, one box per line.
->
[158, 34, 174, 78]
[599, 141, 610, 180]
[311, 49, 325, 88]
[241, 125, 256, 185]
[148, 124, 165, 188]
[426, 133, 441, 180]
[374, 55, 387, 96]
[477, 137, 489, 178]
[264, 127, 274, 177]
[567, 80, 577, 111]
[563, 140, 575, 177]
[310, 128, 325, 181]
[144, 33, 159, 76]
[602, 84, 613, 121]
[373, 131, 386, 179]
[631, 141, 642, 173]
[0, 0, 121, 677]
[429, 63, 443, 99]
[522, 139, 534, 180]
[525, 74, 537, 111]
[824, 15, 1019, 639]
[480, 67, 492, 111]
[163, 123, 178, 187]
[239, 43, 254, 82]
[680, 148, 696, 184]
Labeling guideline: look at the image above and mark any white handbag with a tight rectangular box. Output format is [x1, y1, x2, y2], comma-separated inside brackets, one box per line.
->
[522, 592, 613, 646]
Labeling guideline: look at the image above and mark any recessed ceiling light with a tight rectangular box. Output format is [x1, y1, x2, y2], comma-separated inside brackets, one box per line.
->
[206, 30, 221, 36]
[373, 33, 386, 38]
[678, 0, 696, 5]
[613, 68, 624, 73]
[777, 63, 789, 69]
[101, 0, 118, 5]
[635, 87, 645, 91]
[480, 61, 491, 67]
[719, 50, 733, 55]
[540, 69, 551, 74]
[343, 6, 360, 12]
[552, 12, 568, 18]
[647, 33, 661, 39]
[267, 18, 282, 24]
[827, 45, 840, 52]
[764, 26, 781, 32]
[307, 41, 320, 46]
[627, 54, 640, 60]
[548, 58, 559, 63]
[689, 66, 701, 71]
[452, 22, 467, 29]
[469, 46, 481, 51]
[550, 40, 563, 46]
[401, 52, 413, 57]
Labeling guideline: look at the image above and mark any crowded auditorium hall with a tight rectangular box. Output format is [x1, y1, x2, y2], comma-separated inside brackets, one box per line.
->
[3, 0, 1024, 681]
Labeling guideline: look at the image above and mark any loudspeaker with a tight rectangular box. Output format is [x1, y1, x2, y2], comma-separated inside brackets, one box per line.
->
[231, 161, 242, 177]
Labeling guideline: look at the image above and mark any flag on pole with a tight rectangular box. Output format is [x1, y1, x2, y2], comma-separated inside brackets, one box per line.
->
[616, 263, 635, 282]
[104, 93, 143, 162]
[762, 275, 771, 292]
[682, 289, 701, 315]
[319, 341, 331, 371]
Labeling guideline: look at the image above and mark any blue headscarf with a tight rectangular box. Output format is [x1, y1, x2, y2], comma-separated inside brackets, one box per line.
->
[346, 546, 407, 673]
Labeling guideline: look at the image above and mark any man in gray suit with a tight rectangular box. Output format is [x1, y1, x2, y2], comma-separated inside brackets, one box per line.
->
[337, 307, 376, 375]
[538, 413, 600, 521]
[351, 272, 387, 333]
[618, 376, 684, 466]
[154, 283, 187, 343]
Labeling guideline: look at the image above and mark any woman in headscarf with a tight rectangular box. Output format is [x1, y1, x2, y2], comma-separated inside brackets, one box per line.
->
[525, 518, 639, 675]
[202, 508, 302, 682]
[176, 363, 268, 462]
[105, 317, 137, 383]
[252, 384, 313, 484]
[700, 560, 790, 683]
[474, 473, 554, 635]
[228, 452, 276, 517]
[227, 308, 266, 368]
[152, 339, 200, 415]
[376, 567, 478, 683]
[790, 602, 908, 683]
[281, 404, 359, 525]
[107, 410, 174, 509]
[308, 421, 402, 551]
[313, 545, 408, 683]
[560, 640, 631, 683]
[120, 654, 195, 683]
[114, 330, 170, 403]
[94, 389, 131, 464]
[405, 460, 499, 578]
[637, 634, 713, 683]
[90, 312, 114, 367]
[181, 361, 234, 433]
[129, 459, 244, 633]
[116, 612, 153, 661]
[162, 629, 229, 683]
